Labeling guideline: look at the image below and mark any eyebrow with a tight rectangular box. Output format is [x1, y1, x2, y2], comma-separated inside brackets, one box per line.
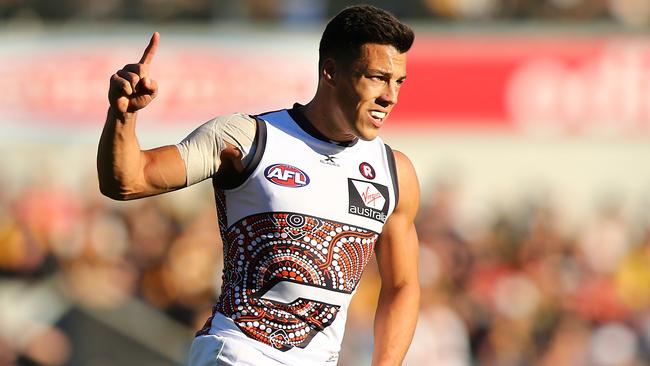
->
[366, 69, 407, 80]
[367, 68, 389, 75]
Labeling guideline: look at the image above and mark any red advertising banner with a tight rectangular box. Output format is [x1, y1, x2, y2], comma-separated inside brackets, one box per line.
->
[0, 44, 316, 130]
[393, 36, 650, 135]
[2, 34, 650, 135]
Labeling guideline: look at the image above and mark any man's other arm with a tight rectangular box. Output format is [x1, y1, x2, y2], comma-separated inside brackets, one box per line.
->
[372, 150, 420, 366]
[97, 32, 187, 200]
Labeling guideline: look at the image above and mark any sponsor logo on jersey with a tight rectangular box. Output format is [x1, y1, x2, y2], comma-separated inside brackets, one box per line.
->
[320, 154, 340, 167]
[348, 178, 389, 222]
[359, 162, 376, 180]
[265, 164, 310, 188]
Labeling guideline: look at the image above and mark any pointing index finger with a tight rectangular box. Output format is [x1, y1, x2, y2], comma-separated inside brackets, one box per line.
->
[139, 32, 159, 65]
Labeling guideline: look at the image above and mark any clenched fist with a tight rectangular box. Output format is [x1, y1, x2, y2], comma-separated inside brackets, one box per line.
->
[108, 32, 159, 114]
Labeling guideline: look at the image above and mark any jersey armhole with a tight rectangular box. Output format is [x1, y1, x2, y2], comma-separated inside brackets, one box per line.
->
[213, 116, 268, 190]
[384, 144, 400, 208]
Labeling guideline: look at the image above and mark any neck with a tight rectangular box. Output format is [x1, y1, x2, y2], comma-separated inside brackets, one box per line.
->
[301, 96, 357, 143]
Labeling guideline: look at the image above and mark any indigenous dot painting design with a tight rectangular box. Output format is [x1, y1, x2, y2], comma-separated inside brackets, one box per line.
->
[214, 211, 377, 351]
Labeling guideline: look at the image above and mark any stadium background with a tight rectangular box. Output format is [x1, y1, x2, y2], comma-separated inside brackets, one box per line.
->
[2, 0, 650, 365]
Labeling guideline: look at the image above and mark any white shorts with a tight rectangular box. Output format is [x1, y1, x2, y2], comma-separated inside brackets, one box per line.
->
[188, 334, 288, 366]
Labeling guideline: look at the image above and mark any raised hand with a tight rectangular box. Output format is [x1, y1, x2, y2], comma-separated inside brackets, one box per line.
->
[108, 32, 160, 114]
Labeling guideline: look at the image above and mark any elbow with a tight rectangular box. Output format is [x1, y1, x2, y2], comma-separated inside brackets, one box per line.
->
[383, 280, 420, 301]
[382, 280, 420, 304]
[98, 180, 128, 201]
[403, 281, 420, 301]
[97, 162, 147, 201]
[97, 176, 141, 201]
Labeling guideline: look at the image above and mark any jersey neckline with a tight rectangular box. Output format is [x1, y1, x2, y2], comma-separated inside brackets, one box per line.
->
[288, 103, 359, 148]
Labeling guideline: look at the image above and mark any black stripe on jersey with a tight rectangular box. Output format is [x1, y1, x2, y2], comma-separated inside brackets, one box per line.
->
[384, 144, 399, 207]
[213, 116, 268, 189]
[242, 116, 268, 180]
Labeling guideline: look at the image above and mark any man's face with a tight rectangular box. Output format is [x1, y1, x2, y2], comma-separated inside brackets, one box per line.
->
[332, 43, 407, 141]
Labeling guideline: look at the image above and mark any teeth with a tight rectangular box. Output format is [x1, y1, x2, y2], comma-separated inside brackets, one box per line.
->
[370, 111, 386, 119]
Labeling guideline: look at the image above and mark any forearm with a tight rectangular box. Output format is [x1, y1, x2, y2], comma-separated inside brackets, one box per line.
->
[97, 107, 146, 199]
[372, 282, 420, 366]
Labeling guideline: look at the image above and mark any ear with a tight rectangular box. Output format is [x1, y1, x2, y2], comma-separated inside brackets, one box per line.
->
[321, 58, 337, 87]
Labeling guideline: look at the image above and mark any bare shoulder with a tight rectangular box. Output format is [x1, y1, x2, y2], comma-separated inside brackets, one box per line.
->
[392, 150, 417, 181]
[392, 149, 420, 219]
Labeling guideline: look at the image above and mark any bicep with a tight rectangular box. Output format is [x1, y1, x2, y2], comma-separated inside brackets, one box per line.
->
[376, 213, 419, 289]
[141, 145, 187, 194]
[376, 150, 420, 287]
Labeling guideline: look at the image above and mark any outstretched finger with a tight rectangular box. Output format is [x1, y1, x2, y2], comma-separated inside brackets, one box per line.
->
[139, 32, 159, 65]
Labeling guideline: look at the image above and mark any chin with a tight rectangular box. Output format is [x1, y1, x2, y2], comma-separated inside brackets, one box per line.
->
[349, 115, 382, 140]
[355, 126, 380, 141]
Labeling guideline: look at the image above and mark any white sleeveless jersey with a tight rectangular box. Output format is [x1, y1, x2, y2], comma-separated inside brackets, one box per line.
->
[198, 105, 399, 365]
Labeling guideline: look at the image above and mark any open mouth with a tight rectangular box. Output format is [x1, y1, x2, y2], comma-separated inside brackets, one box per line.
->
[368, 110, 387, 127]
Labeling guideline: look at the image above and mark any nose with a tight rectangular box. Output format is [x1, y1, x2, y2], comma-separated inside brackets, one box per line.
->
[378, 81, 398, 107]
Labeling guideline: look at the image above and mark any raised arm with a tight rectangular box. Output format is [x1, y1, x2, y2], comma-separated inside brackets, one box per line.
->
[372, 150, 420, 366]
[97, 32, 187, 200]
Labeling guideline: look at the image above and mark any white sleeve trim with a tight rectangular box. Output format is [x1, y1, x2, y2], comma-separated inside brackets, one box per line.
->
[175, 113, 256, 186]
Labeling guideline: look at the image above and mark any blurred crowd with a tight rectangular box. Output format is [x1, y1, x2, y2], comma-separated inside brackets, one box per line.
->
[1, 170, 649, 365]
[1, 0, 650, 27]
[0, 177, 221, 365]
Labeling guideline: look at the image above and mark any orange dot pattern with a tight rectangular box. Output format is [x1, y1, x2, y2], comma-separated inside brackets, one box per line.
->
[201, 209, 378, 352]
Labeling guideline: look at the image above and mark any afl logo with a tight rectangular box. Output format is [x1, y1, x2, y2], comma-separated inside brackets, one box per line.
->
[359, 162, 376, 180]
[265, 164, 310, 188]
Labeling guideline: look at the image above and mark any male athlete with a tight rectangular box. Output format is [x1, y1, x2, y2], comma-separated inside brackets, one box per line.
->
[98, 5, 419, 366]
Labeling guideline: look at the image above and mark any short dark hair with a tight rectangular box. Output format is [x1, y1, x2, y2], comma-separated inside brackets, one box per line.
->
[318, 5, 414, 71]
